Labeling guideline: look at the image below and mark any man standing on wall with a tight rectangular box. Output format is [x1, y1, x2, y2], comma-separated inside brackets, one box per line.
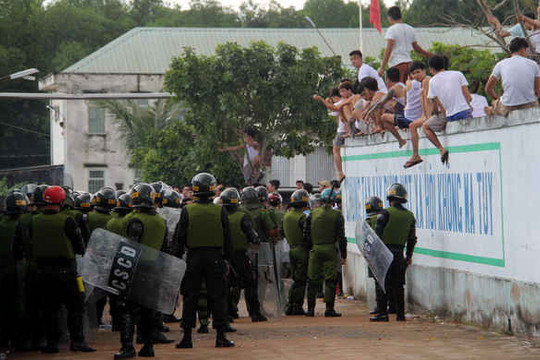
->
[378, 6, 432, 83]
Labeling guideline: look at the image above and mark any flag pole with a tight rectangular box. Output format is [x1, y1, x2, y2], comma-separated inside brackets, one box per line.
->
[358, 0, 363, 52]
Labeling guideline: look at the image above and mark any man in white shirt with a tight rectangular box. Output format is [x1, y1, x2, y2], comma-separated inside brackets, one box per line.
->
[423, 55, 472, 165]
[378, 6, 432, 83]
[485, 37, 540, 116]
[350, 50, 387, 93]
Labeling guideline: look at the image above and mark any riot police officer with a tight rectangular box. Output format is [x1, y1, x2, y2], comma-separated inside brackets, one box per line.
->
[114, 183, 170, 359]
[106, 193, 132, 236]
[88, 187, 116, 236]
[304, 188, 347, 317]
[0, 192, 28, 354]
[220, 188, 263, 322]
[14, 186, 94, 353]
[364, 196, 390, 316]
[371, 184, 417, 322]
[283, 189, 310, 315]
[175, 173, 235, 349]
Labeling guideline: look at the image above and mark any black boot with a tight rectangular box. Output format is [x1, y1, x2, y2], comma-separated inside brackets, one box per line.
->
[197, 324, 209, 334]
[70, 342, 96, 352]
[138, 343, 155, 357]
[152, 331, 174, 344]
[176, 328, 193, 349]
[114, 345, 136, 359]
[41, 344, 59, 354]
[291, 306, 306, 316]
[306, 298, 315, 317]
[224, 324, 237, 333]
[369, 313, 389, 322]
[324, 302, 342, 317]
[163, 314, 181, 323]
[215, 328, 234, 348]
[251, 312, 268, 322]
[285, 304, 293, 316]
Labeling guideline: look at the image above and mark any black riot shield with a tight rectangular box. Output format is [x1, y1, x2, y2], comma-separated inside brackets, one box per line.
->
[355, 220, 393, 291]
[79, 229, 186, 314]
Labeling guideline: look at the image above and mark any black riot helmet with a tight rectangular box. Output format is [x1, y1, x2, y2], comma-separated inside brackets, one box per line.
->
[116, 190, 126, 198]
[114, 193, 133, 212]
[75, 192, 92, 212]
[20, 183, 38, 204]
[33, 184, 49, 206]
[130, 183, 156, 209]
[151, 181, 168, 207]
[255, 186, 269, 203]
[191, 173, 217, 198]
[63, 187, 75, 209]
[220, 188, 240, 209]
[365, 196, 384, 215]
[240, 186, 259, 206]
[94, 186, 117, 211]
[290, 189, 309, 208]
[163, 189, 182, 208]
[5, 191, 28, 215]
[387, 183, 408, 203]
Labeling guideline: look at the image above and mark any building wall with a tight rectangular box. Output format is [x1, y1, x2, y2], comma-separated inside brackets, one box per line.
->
[45, 73, 163, 191]
[271, 147, 335, 188]
[341, 108, 540, 336]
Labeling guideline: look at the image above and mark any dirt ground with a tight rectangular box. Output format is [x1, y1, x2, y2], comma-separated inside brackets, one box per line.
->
[11, 298, 540, 360]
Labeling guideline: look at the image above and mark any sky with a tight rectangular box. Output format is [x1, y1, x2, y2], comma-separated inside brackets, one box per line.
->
[165, 0, 398, 10]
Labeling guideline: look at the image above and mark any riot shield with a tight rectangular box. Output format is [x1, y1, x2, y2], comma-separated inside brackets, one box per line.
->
[255, 242, 283, 318]
[157, 207, 181, 243]
[354, 220, 393, 291]
[79, 228, 186, 314]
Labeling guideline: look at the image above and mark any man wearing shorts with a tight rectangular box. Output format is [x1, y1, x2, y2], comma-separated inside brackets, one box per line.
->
[422, 55, 472, 165]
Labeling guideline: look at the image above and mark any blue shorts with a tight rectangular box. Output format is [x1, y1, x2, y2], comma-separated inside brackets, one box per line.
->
[394, 113, 413, 129]
[447, 109, 472, 121]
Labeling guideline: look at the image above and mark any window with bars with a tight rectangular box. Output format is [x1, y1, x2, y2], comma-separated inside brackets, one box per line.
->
[88, 106, 106, 134]
[88, 170, 105, 193]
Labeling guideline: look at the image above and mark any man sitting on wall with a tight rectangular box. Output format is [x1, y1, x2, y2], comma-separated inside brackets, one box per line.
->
[485, 37, 540, 117]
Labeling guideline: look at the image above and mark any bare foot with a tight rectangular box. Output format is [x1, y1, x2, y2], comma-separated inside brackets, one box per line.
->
[399, 140, 407, 148]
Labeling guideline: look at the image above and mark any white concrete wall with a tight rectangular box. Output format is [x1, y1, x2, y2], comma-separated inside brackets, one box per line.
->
[42, 73, 163, 191]
[341, 108, 540, 336]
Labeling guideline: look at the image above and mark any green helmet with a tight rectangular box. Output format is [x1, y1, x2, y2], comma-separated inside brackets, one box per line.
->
[5, 191, 28, 215]
[94, 186, 117, 211]
[191, 173, 217, 198]
[163, 189, 182, 208]
[365, 196, 384, 214]
[115, 193, 132, 211]
[290, 189, 309, 207]
[387, 183, 407, 203]
[75, 192, 92, 211]
[220, 188, 240, 208]
[255, 186, 268, 203]
[240, 186, 259, 206]
[130, 183, 156, 209]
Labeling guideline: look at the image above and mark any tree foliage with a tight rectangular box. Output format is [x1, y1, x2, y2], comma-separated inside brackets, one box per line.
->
[163, 42, 343, 184]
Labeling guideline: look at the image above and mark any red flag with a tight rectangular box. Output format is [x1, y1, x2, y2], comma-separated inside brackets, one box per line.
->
[370, 0, 382, 34]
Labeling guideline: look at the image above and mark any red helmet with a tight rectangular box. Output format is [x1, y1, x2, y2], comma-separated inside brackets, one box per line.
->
[268, 192, 282, 207]
[43, 185, 66, 204]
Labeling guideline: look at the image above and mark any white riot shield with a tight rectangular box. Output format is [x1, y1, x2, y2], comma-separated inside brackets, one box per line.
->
[79, 229, 186, 314]
[255, 242, 283, 319]
[157, 207, 181, 240]
[355, 220, 393, 291]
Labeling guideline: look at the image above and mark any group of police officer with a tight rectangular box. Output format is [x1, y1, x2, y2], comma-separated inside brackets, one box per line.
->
[0, 172, 416, 359]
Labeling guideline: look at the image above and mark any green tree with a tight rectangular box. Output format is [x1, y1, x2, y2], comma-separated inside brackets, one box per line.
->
[164, 42, 343, 184]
